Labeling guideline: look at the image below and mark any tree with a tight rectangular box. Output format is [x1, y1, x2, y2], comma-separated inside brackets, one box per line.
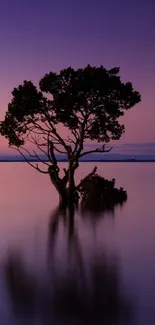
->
[0, 65, 141, 205]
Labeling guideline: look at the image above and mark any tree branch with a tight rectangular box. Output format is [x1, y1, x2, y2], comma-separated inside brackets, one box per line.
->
[11, 147, 49, 174]
[79, 145, 112, 158]
[48, 139, 57, 166]
[15, 143, 50, 167]
[73, 112, 89, 158]
[44, 111, 69, 153]
[34, 142, 49, 158]
[32, 149, 50, 166]
[76, 166, 97, 191]
[53, 146, 67, 155]
[29, 132, 57, 166]
[72, 129, 79, 141]
[62, 168, 69, 184]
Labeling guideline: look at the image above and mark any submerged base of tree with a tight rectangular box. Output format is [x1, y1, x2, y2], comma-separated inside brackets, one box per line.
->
[79, 174, 127, 214]
[58, 170, 128, 216]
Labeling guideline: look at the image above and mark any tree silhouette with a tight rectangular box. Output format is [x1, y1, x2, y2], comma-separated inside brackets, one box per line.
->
[0, 65, 140, 204]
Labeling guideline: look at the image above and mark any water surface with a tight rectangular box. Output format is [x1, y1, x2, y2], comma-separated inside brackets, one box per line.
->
[0, 162, 155, 324]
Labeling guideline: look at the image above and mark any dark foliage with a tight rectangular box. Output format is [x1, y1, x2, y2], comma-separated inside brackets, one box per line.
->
[0, 65, 140, 160]
[80, 174, 127, 215]
[0, 65, 140, 203]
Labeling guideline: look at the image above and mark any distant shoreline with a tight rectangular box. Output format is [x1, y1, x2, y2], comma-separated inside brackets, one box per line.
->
[0, 160, 155, 163]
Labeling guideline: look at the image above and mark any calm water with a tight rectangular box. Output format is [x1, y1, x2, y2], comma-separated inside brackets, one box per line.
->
[0, 162, 155, 324]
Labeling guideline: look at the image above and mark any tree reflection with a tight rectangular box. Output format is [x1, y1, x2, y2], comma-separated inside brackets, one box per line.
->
[48, 204, 131, 325]
[81, 196, 127, 216]
[4, 253, 36, 318]
[51, 251, 131, 325]
[4, 199, 132, 325]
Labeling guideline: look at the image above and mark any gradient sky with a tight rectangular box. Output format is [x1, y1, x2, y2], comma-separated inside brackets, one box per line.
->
[0, 0, 155, 152]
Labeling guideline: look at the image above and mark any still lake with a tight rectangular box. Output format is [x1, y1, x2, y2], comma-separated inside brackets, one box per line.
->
[0, 162, 155, 324]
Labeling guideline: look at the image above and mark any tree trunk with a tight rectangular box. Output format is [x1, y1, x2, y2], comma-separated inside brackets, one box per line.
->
[48, 162, 79, 207]
[68, 162, 75, 203]
[48, 167, 69, 206]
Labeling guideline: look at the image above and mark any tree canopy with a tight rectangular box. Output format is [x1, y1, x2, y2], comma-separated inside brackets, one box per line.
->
[0, 65, 141, 203]
[0, 65, 141, 167]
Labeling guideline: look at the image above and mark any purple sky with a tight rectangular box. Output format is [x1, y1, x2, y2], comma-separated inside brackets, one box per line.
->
[0, 0, 155, 152]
